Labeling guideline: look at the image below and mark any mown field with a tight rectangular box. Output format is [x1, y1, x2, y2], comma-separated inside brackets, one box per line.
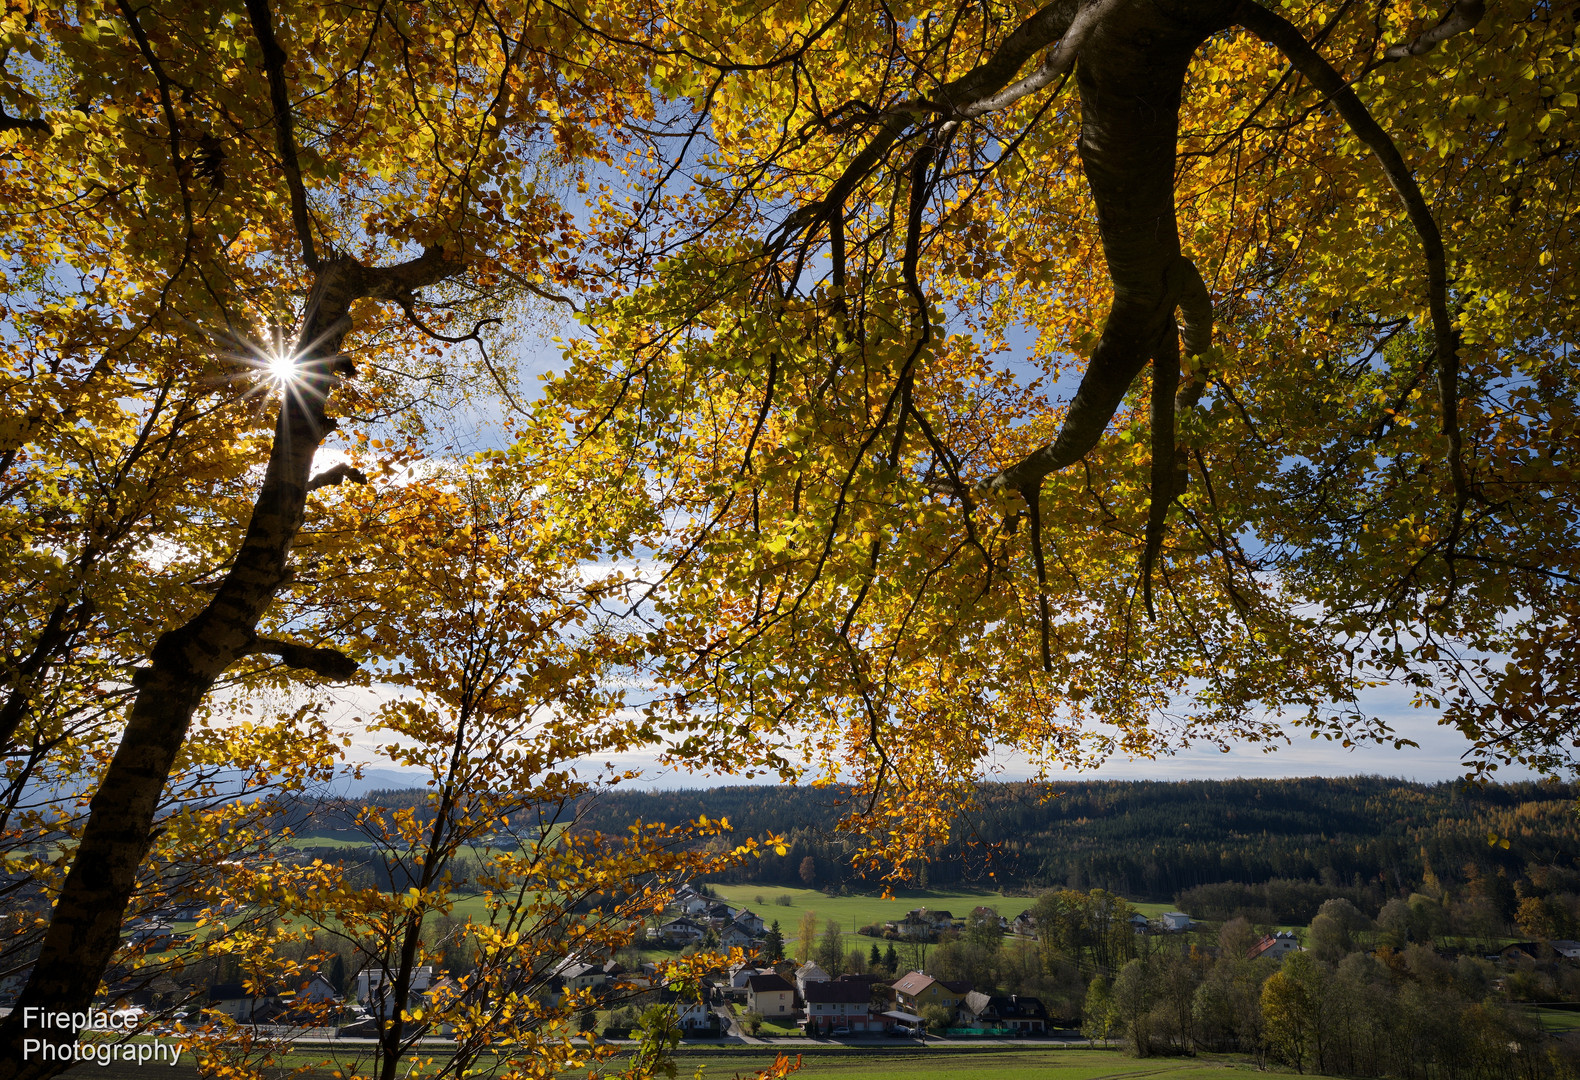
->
[683, 1048, 1279, 1080]
[60, 1045, 1314, 1080]
[1535, 1008, 1580, 1033]
[704, 883, 1179, 933]
[703, 884, 1031, 932]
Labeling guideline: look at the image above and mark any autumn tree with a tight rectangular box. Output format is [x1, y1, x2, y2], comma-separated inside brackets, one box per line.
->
[229, 453, 770, 1080]
[797, 909, 819, 963]
[539, 0, 1579, 870]
[0, 0, 657, 1073]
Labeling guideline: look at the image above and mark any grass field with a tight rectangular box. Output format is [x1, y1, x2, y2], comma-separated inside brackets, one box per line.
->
[704, 884, 1199, 939]
[61, 1044, 1319, 1080]
[1535, 1007, 1580, 1033]
[692, 1049, 1278, 1080]
[704, 884, 1033, 932]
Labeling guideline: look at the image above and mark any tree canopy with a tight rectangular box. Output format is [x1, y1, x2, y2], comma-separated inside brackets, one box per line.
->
[0, 0, 1576, 1076]
[542, 0, 1578, 865]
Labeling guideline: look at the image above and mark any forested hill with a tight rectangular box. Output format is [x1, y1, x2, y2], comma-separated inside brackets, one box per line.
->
[559, 777, 1578, 901]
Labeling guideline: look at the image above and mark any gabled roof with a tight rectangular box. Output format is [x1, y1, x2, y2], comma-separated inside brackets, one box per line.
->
[803, 980, 870, 1004]
[746, 973, 793, 993]
[1247, 933, 1297, 959]
[962, 992, 1049, 1020]
[891, 971, 936, 996]
[963, 990, 994, 1016]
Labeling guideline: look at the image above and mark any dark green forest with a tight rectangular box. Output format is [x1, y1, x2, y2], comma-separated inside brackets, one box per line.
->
[556, 777, 1578, 909]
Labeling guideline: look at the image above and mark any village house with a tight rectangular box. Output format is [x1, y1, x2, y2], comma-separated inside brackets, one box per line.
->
[886, 907, 956, 940]
[1248, 931, 1301, 961]
[890, 971, 971, 1013]
[746, 972, 795, 1017]
[720, 923, 757, 949]
[356, 966, 434, 1019]
[795, 961, 830, 999]
[650, 916, 706, 944]
[1011, 910, 1038, 937]
[733, 909, 766, 935]
[553, 960, 608, 996]
[956, 991, 1050, 1034]
[207, 983, 274, 1022]
[727, 962, 770, 991]
[274, 974, 340, 1020]
[970, 906, 1008, 932]
[674, 891, 710, 917]
[803, 980, 881, 1034]
[1161, 912, 1194, 932]
[653, 988, 715, 1032]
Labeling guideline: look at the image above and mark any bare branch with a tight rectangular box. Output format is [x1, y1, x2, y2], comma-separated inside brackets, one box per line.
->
[770, 1, 1083, 252]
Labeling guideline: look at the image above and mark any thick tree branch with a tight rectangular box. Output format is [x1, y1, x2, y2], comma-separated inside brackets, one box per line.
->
[1382, 1, 1485, 62]
[249, 637, 359, 680]
[1143, 326, 1181, 620]
[951, 0, 1115, 118]
[773, 0, 1084, 249]
[244, 0, 320, 269]
[307, 462, 368, 490]
[983, 5, 1238, 495]
[0, 109, 49, 134]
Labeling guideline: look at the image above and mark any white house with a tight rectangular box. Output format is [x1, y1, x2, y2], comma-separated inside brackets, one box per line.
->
[654, 989, 714, 1031]
[720, 923, 756, 949]
[1162, 912, 1193, 932]
[728, 962, 769, 990]
[650, 916, 706, 944]
[795, 961, 830, 998]
[803, 980, 878, 1033]
[1248, 932, 1301, 961]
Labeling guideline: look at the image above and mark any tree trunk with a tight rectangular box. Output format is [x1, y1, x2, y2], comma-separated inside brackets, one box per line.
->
[0, 258, 379, 1080]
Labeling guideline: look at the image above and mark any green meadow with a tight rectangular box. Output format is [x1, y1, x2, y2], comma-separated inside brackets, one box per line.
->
[703, 884, 1032, 933]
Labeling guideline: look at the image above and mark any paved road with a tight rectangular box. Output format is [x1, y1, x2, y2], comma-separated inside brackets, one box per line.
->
[711, 1003, 749, 1040]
